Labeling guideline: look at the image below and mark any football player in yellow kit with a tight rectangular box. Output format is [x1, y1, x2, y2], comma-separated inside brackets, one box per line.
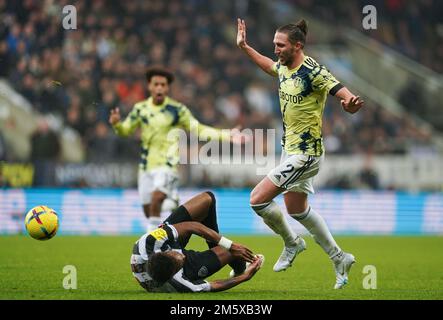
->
[237, 18, 364, 289]
[109, 67, 245, 232]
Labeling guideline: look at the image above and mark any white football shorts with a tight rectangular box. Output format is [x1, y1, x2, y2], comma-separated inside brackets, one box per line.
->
[267, 151, 324, 194]
[138, 167, 179, 208]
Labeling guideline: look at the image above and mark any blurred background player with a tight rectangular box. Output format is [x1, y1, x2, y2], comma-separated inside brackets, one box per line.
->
[131, 191, 264, 293]
[237, 18, 363, 289]
[109, 67, 246, 232]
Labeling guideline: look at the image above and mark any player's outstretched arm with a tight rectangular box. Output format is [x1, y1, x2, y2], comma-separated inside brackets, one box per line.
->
[237, 18, 276, 76]
[179, 107, 250, 145]
[334, 87, 364, 114]
[209, 257, 263, 292]
[173, 222, 255, 262]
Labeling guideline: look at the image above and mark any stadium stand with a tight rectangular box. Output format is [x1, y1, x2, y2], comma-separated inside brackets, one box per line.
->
[287, 0, 443, 73]
[0, 0, 441, 189]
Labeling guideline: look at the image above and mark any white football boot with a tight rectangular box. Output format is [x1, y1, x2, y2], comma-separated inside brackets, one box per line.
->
[229, 254, 265, 278]
[273, 237, 306, 272]
[333, 252, 356, 289]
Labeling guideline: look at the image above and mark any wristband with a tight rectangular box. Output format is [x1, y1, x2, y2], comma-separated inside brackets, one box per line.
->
[218, 236, 233, 250]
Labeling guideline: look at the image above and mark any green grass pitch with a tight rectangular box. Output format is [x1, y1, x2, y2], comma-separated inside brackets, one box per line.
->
[0, 235, 442, 300]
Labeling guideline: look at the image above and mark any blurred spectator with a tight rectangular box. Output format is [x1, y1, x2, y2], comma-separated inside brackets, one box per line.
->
[398, 79, 427, 117]
[0, 41, 11, 77]
[30, 118, 60, 161]
[0, 130, 7, 161]
[86, 122, 117, 162]
[0, 0, 439, 188]
[324, 174, 353, 190]
[358, 154, 380, 190]
[245, 82, 274, 115]
[30, 117, 60, 186]
[359, 167, 380, 190]
[287, 0, 443, 73]
[38, 77, 68, 115]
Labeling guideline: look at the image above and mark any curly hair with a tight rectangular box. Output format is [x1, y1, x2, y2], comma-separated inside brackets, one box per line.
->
[147, 252, 177, 283]
[145, 67, 175, 84]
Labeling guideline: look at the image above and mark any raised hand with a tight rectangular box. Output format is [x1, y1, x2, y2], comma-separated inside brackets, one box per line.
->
[237, 18, 247, 49]
[229, 242, 255, 263]
[341, 96, 364, 114]
[109, 107, 121, 125]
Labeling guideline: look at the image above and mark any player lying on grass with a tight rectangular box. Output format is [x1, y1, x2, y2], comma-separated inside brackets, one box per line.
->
[130, 191, 264, 292]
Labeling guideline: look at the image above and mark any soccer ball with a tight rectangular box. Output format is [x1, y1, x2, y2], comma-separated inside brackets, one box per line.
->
[24, 205, 59, 240]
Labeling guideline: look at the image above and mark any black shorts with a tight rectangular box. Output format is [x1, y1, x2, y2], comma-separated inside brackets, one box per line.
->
[182, 248, 221, 281]
[164, 205, 192, 225]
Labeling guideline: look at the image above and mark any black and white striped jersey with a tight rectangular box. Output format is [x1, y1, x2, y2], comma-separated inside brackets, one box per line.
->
[130, 224, 211, 293]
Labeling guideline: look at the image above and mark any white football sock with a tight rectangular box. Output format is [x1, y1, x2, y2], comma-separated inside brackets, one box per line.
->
[161, 198, 178, 212]
[146, 216, 163, 233]
[251, 201, 299, 247]
[290, 207, 342, 260]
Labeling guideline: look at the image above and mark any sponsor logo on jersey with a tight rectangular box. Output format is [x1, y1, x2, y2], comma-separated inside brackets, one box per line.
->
[150, 228, 167, 241]
[293, 77, 303, 88]
[198, 266, 209, 278]
[279, 90, 304, 104]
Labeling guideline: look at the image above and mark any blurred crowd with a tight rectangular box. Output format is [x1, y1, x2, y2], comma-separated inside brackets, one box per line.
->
[0, 0, 436, 172]
[289, 0, 443, 74]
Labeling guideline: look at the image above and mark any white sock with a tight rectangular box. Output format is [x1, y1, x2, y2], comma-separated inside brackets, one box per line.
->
[147, 216, 163, 233]
[161, 198, 178, 212]
[290, 207, 342, 260]
[251, 201, 299, 247]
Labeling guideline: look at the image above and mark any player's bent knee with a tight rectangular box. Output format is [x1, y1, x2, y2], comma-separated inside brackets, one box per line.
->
[195, 191, 214, 211]
[249, 188, 259, 206]
[250, 194, 268, 217]
[250, 190, 266, 206]
[205, 191, 216, 206]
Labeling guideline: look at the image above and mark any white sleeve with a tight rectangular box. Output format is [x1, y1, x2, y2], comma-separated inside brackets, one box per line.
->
[167, 224, 179, 241]
[137, 234, 149, 260]
[169, 269, 211, 292]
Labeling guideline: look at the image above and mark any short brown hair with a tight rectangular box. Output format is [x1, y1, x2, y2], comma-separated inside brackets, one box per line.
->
[145, 67, 175, 84]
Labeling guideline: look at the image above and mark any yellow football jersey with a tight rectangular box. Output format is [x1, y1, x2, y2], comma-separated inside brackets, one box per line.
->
[113, 96, 231, 171]
[272, 55, 343, 156]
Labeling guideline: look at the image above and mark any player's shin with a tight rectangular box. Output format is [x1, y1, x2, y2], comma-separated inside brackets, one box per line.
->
[251, 201, 298, 246]
[290, 206, 342, 260]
